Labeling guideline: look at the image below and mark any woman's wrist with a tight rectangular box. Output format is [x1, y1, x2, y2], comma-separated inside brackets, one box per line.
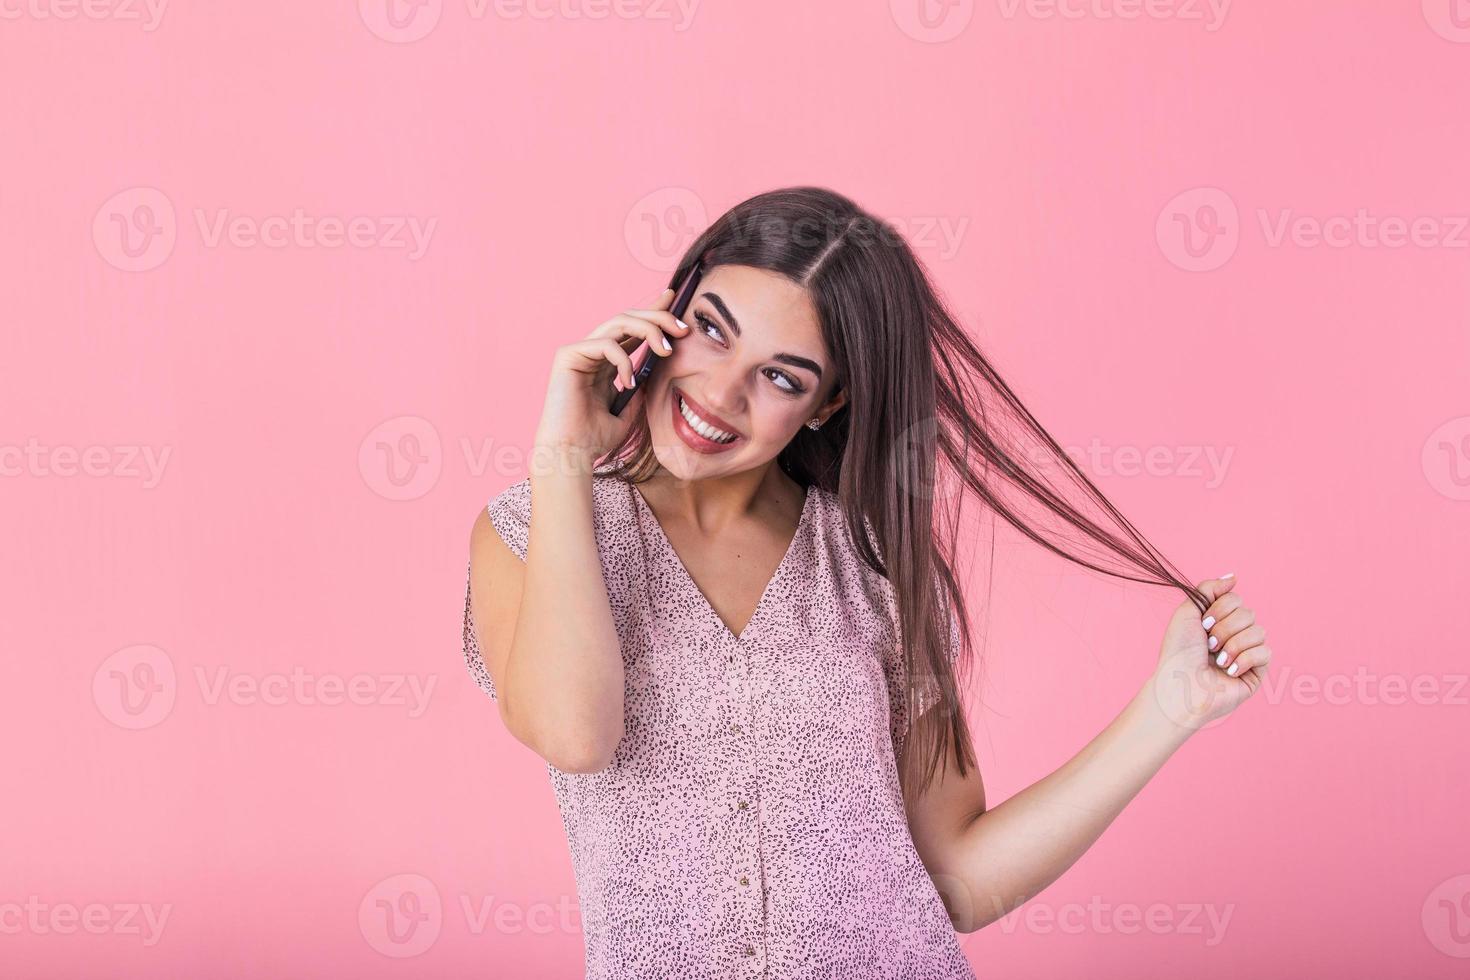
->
[1128, 673, 1202, 754]
[529, 440, 600, 479]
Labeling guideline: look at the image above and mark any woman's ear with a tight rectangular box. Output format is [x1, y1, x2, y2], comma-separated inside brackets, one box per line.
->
[817, 385, 847, 424]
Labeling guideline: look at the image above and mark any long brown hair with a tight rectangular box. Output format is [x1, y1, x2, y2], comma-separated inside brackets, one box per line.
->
[597, 186, 1207, 809]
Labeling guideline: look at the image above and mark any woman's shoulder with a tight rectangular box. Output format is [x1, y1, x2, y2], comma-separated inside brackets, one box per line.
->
[483, 466, 636, 561]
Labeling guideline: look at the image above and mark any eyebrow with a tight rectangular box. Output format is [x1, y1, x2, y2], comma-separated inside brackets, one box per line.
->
[700, 291, 825, 380]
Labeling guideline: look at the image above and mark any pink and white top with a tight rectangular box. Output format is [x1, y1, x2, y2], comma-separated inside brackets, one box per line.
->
[462, 469, 974, 979]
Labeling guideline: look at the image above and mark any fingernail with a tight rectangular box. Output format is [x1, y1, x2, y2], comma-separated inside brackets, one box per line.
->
[1202, 615, 1216, 630]
[614, 377, 624, 391]
[661, 336, 673, 352]
[663, 288, 674, 294]
[1227, 662, 1239, 677]
[1220, 572, 1235, 579]
[1215, 651, 1228, 667]
[676, 318, 690, 331]
[629, 373, 636, 387]
[1208, 635, 1218, 650]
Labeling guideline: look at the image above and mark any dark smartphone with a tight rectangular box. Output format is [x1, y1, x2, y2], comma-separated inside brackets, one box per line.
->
[608, 261, 704, 417]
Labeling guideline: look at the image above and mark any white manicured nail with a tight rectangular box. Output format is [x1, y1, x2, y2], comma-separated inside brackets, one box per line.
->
[677, 319, 690, 331]
[1208, 635, 1218, 650]
[662, 336, 673, 351]
[1216, 651, 1228, 667]
[1227, 662, 1239, 677]
[1202, 615, 1216, 630]
[1220, 572, 1235, 579]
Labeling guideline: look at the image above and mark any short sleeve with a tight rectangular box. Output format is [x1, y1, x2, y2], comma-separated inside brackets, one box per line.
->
[462, 562, 497, 701]
[888, 590, 964, 762]
[487, 478, 533, 562]
[463, 479, 533, 703]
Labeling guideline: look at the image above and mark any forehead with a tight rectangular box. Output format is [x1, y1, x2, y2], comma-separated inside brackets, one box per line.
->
[697, 264, 822, 344]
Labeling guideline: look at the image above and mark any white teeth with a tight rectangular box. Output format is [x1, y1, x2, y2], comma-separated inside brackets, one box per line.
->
[678, 395, 737, 443]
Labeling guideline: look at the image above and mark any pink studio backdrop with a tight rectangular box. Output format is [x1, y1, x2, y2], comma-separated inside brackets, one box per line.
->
[3, 2, 1467, 977]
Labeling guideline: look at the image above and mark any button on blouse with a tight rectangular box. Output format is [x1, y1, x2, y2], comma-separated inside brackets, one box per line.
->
[462, 469, 974, 979]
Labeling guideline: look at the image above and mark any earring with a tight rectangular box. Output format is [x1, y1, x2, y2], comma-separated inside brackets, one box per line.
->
[806, 419, 822, 430]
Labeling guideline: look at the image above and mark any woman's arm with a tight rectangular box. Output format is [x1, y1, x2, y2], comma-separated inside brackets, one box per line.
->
[469, 445, 625, 773]
[906, 575, 1273, 933]
[470, 285, 690, 772]
[906, 679, 1192, 933]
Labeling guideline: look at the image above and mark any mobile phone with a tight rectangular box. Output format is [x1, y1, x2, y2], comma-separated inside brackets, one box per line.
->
[608, 260, 704, 417]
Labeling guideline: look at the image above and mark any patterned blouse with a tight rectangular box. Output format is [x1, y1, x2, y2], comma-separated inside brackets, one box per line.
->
[462, 469, 975, 979]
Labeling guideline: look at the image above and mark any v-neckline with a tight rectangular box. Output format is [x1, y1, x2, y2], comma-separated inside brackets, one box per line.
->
[630, 479, 814, 645]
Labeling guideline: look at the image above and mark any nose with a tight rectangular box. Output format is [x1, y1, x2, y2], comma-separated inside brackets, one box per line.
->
[701, 368, 746, 420]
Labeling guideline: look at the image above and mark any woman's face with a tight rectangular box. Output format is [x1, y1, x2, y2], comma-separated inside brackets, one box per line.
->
[646, 263, 844, 479]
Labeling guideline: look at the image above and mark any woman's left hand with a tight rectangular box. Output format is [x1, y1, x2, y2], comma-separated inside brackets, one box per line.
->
[1149, 573, 1273, 731]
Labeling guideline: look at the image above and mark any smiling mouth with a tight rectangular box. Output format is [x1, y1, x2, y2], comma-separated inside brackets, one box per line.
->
[673, 389, 741, 446]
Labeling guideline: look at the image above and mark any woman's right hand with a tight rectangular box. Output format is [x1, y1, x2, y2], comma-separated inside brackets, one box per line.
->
[532, 285, 690, 464]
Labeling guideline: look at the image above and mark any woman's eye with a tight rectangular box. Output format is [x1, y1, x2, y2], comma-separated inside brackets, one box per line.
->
[693, 311, 724, 343]
[766, 370, 804, 395]
[694, 311, 805, 395]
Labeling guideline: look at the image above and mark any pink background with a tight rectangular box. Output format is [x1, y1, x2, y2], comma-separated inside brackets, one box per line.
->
[4, 1, 1468, 976]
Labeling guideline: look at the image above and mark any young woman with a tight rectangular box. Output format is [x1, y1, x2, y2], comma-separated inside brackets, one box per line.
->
[463, 186, 1272, 979]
